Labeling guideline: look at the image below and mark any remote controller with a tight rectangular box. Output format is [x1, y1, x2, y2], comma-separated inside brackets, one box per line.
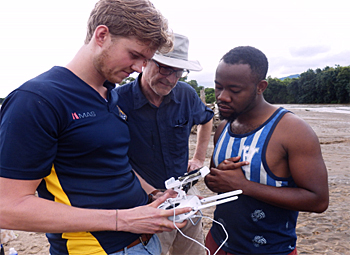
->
[158, 166, 242, 222]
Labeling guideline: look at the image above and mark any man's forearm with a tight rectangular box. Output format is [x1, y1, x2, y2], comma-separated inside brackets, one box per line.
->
[0, 178, 190, 234]
[0, 193, 116, 233]
[133, 170, 158, 194]
[192, 119, 213, 162]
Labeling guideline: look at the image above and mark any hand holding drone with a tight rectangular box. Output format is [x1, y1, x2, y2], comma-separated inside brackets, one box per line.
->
[158, 166, 242, 223]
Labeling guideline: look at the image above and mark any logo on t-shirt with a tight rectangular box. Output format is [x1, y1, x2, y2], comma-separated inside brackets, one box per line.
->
[117, 106, 127, 121]
[71, 111, 96, 120]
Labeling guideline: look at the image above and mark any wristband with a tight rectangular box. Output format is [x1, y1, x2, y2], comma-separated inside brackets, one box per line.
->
[115, 209, 118, 231]
[147, 189, 161, 204]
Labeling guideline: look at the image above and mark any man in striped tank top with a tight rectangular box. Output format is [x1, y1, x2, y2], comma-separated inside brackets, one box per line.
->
[204, 46, 329, 255]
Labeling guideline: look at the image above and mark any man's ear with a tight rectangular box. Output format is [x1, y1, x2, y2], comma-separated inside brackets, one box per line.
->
[143, 60, 150, 68]
[94, 25, 110, 47]
[257, 80, 268, 95]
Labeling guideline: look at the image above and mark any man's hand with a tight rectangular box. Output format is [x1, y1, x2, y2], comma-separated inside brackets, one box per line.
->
[187, 157, 204, 172]
[205, 156, 249, 193]
[117, 192, 191, 234]
[216, 156, 248, 169]
[150, 189, 177, 202]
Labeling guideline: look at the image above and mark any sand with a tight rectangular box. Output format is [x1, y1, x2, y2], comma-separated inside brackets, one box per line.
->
[1, 105, 350, 254]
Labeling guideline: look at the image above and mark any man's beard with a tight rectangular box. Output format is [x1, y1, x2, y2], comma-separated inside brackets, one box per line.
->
[93, 47, 121, 84]
[219, 111, 240, 122]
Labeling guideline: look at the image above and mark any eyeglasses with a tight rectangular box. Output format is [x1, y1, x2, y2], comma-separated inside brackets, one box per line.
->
[152, 60, 189, 78]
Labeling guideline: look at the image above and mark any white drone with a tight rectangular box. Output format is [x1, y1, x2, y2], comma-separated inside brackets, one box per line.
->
[158, 166, 242, 223]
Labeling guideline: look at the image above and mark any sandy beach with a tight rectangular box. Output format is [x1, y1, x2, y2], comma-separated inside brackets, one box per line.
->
[2, 104, 350, 254]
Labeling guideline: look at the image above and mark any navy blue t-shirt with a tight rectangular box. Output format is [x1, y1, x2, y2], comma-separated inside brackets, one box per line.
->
[0, 67, 148, 254]
[115, 74, 214, 189]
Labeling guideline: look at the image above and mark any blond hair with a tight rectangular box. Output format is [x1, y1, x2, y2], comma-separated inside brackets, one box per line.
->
[85, 0, 173, 53]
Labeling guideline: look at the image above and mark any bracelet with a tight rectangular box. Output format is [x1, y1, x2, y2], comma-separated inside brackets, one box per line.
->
[115, 209, 118, 231]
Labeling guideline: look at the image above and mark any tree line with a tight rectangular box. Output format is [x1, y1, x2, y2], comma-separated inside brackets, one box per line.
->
[1, 65, 349, 105]
[184, 65, 350, 105]
[264, 65, 350, 104]
[183, 65, 350, 105]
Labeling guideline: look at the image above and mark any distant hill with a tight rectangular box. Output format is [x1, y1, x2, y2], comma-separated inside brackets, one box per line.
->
[279, 74, 300, 80]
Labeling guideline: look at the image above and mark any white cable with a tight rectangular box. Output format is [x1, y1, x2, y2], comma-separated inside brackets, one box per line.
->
[202, 216, 228, 255]
[172, 208, 210, 255]
[169, 172, 229, 254]
[172, 204, 229, 255]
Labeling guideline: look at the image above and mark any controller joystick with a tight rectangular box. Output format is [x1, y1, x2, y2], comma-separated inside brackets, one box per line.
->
[158, 166, 242, 223]
[158, 195, 201, 222]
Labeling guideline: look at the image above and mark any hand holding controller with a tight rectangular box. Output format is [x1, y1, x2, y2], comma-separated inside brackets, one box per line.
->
[158, 195, 202, 222]
[158, 166, 242, 223]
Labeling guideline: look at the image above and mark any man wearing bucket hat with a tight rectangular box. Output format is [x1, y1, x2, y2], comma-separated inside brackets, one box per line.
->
[116, 33, 213, 255]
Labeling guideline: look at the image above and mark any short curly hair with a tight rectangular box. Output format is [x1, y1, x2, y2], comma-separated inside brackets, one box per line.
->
[85, 0, 173, 54]
[221, 46, 268, 83]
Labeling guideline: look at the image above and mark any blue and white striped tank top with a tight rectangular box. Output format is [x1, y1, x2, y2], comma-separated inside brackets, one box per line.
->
[210, 107, 298, 254]
[213, 107, 293, 187]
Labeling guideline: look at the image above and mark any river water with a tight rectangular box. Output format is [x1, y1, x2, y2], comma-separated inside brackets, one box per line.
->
[275, 104, 350, 114]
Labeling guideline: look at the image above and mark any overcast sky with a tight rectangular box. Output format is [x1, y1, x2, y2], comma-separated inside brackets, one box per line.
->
[1, 0, 349, 97]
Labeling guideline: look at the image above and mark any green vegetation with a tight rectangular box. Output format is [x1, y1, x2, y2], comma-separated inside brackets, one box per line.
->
[182, 65, 350, 104]
[119, 77, 135, 85]
[3, 65, 348, 105]
[264, 65, 350, 104]
[179, 77, 216, 104]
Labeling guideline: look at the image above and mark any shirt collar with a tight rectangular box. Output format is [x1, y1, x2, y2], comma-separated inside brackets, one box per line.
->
[132, 73, 180, 109]
[104, 80, 116, 90]
[103, 80, 119, 108]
